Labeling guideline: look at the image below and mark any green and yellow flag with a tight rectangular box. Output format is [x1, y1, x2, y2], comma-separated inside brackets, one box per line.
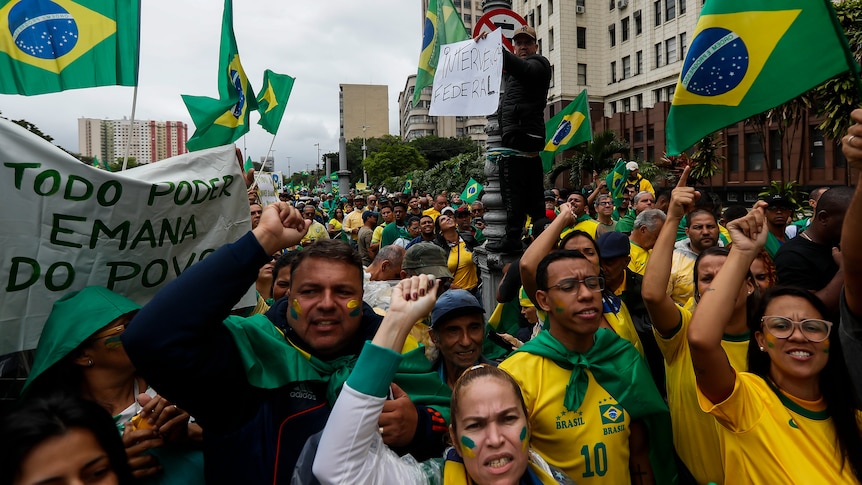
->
[403, 175, 413, 194]
[0, 0, 140, 96]
[244, 156, 254, 172]
[605, 159, 628, 207]
[666, 0, 856, 155]
[256, 69, 295, 135]
[183, 0, 257, 151]
[412, 0, 469, 106]
[460, 177, 483, 204]
[540, 90, 592, 173]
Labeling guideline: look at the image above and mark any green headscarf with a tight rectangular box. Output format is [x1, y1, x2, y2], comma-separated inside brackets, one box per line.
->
[23, 287, 141, 395]
[517, 329, 677, 484]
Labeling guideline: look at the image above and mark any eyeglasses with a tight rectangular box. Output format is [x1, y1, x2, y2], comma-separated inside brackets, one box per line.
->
[547, 276, 604, 293]
[761, 316, 833, 342]
[598, 201, 614, 206]
[89, 324, 127, 349]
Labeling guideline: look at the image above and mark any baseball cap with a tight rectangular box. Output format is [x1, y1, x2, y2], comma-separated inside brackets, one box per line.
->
[597, 232, 631, 260]
[544, 190, 556, 201]
[454, 206, 471, 216]
[431, 289, 485, 328]
[513, 25, 537, 41]
[402, 244, 453, 279]
[761, 194, 795, 208]
[626, 161, 639, 171]
[362, 210, 378, 222]
[441, 206, 456, 215]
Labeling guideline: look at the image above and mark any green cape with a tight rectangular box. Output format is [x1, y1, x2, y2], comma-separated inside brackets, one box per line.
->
[517, 329, 677, 484]
[221, 314, 452, 420]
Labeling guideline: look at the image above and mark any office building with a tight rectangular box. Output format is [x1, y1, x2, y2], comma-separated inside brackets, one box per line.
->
[78, 118, 188, 164]
[339, 84, 389, 142]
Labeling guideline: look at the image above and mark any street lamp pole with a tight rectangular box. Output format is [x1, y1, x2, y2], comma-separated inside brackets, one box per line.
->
[314, 143, 321, 180]
[361, 125, 370, 186]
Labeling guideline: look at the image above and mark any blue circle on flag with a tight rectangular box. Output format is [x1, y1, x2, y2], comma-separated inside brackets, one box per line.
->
[230, 69, 246, 118]
[9, 0, 78, 59]
[421, 18, 435, 51]
[681, 27, 748, 96]
[551, 120, 572, 145]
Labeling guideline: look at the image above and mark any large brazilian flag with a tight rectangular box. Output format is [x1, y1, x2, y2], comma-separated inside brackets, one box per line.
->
[0, 0, 140, 95]
[666, 0, 856, 155]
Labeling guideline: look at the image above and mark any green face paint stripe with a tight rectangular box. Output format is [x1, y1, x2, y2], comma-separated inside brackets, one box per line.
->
[289, 307, 298, 319]
[349, 308, 361, 317]
[520, 426, 527, 441]
[555, 307, 564, 313]
[766, 341, 774, 348]
[460, 436, 476, 449]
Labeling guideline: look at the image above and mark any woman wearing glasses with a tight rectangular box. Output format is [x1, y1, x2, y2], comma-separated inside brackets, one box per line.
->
[688, 204, 862, 483]
[21, 287, 204, 484]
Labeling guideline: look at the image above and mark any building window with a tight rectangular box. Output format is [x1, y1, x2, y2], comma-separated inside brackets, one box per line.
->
[622, 17, 630, 42]
[609, 24, 616, 47]
[679, 0, 686, 15]
[611, 61, 617, 83]
[636, 50, 643, 74]
[635, 93, 643, 110]
[549, 0, 554, 15]
[635, 129, 644, 142]
[577, 0, 585, 6]
[745, 133, 764, 171]
[811, 127, 826, 168]
[622, 56, 631, 79]
[769, 129, 782, 170]
[647, 146, 655, 162]
[577, 27, 587, 48]
[665, 84, 676, 100]
[549, 64, 555, 87]
[648, 124, 655, 140]
[666, 0, 676, 20]
[537, 5, 542, 24]
[654, 0, 662, 26]
[728, 134, 739, 172]
[679, 32, 687, 59]
[578, 63, 588, 85]
[529, 12, 535, 26]
[610, 0, 615, 10]
[538, 38, 543, 55]
[464, 14, 472, 23]
[549, 28, 554, 51]
[653, 88, 663, 103]
[611, 101, 618, 114]
[665, 37, 678, 64]
[654, 42, 663, 68]
[635, 10, 643, 34]
[453, 0, 461, 5]
[622, 97, 631, 112]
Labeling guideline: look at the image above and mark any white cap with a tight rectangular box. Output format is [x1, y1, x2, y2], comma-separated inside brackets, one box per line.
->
[441, 206, 455, 215]
[626, 161, 639, 172]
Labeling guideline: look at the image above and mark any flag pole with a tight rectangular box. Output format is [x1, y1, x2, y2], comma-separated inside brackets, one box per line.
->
[265, 134, 277, 164]
[121, 85, 139, 171]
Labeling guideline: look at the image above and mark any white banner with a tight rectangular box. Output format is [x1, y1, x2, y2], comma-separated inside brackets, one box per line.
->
[254, 171, 278, 206]
[0, 119, 255, 355]
[429, 28, 503, 116]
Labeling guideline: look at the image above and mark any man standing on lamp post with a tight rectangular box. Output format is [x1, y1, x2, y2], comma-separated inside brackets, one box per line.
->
[477, 25, 551, 253]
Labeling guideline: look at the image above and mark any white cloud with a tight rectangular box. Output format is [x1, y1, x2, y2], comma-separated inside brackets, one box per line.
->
[0, 0, 422, 176]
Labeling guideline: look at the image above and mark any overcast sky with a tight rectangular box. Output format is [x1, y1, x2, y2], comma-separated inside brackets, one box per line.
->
[0, 0, 422, 176]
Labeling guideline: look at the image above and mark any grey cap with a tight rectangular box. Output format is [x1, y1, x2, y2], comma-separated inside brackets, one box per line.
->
[430, 289, 484, 328]
[403, 244, 453, 279]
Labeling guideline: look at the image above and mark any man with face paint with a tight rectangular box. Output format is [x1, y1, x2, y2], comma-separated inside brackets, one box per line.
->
[121, 203, 452, 484]
[559, 192, 599, 240]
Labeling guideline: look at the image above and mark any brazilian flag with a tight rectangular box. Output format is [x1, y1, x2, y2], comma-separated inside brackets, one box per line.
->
[256, 69, 295, 135]
[666, 0, 856, 155]
[605, 159, 628, 207]
[183, 0, 257, 151]
[403, 174, 413, 193]
[460, 177, 483, 204]
[0, 0, 140, 95]
[540, 90, 592, 173]
[412, 0, 469, 106]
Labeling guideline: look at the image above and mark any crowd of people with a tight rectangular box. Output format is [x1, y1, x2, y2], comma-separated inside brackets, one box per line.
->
[3, 26, 862, 481]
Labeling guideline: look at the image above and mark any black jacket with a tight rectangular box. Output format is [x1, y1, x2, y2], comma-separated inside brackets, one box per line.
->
[500, 49, 552, 152]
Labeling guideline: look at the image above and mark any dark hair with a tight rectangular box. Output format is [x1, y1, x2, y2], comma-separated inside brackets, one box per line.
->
[722, 205, 749, 224]
[686, 208, 718, 228]
[407, 216, 421, 226]
[694, 190, 722, 218]
[747, 286, 862, 481]
[558, 230, 602, 261]
[536, 250, 592, 291]
[450, 365, 528, 433]
[0, 395, 135, 485]
[272, 251, 298, 284]
[290, 239, 363, 286]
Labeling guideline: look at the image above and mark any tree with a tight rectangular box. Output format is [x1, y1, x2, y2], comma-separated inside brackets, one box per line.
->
[550, 130, 628, 189]
[409, 135, 479, 167]
[404, 152, 485, 195]
[689, 133, 725, 188]
[362, 143, 427, 188]
[0, 110, 54, 143]
[109, 157, 140, 171]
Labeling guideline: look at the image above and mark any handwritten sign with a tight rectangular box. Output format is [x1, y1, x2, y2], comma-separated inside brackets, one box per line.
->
[429, 28, 503, 116]
[0, 119, 255, 355]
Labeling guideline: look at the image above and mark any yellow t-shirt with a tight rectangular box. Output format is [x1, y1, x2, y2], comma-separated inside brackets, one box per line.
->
[300, 221, 329, 244]
[654, 306, 748, 485]
[667, 250, 695, 307]
[448, 240, 478, 291]
[343, 209, 363, 241]
[371, 223, 386, 246]
[423, 207, 441, 221]
[328, 218, 343, 232]
[627, 241, 650, 276]
[698, 373, 859, 485]
[560, 218, 600, 240]
[501, 353, 632, 483]
[603, 301, 644, 357]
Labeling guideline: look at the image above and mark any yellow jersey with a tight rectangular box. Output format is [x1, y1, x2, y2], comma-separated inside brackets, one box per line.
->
[655, 306, 748, 485]
[699, 373, 860, 485]
[667, 250, 695, 307]
[423, 207, 441, 221]
[627, 241, 650, 276]
[448, 240, 477, 291]
[560, 218, 600, 240]
[501, 353, 633, 483]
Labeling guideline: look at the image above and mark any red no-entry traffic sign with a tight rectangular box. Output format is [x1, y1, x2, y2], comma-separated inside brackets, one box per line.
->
[473, 8, 528, 52]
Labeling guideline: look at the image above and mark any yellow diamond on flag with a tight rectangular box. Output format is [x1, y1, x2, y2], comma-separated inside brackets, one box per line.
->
[600, 404, 624, 424]
[259, 79, 278, 114]
[672, 10, 800, 108]
[544, 112, 586, 152]
[0, 0, 116, 74]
